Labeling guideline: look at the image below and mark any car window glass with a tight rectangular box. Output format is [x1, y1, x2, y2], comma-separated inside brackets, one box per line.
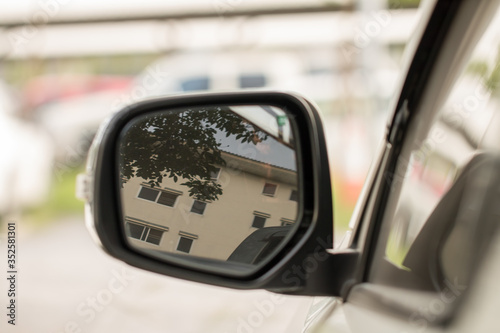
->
[370, 3, 500, 292]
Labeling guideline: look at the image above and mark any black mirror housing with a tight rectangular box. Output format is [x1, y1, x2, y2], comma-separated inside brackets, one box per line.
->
[81, 91, 350, 296]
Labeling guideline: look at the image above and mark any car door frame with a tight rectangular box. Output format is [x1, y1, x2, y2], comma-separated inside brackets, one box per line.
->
[346, 0, 462, 289]
[320, 0, 498, 331]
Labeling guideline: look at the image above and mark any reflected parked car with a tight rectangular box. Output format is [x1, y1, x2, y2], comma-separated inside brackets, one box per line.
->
[228, 226, 293, 265]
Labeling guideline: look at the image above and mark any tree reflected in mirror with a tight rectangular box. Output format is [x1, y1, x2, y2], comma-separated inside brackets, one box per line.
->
[120, 106, 270, 201]
[118, 104, 299, 273]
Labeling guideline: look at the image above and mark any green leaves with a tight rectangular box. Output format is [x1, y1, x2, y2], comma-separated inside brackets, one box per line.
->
[119, 106, 265, 201]
[181, 179, 223, 202]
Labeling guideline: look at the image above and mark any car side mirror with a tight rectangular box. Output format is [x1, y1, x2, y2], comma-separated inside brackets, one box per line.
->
[79, 91, 356, 296]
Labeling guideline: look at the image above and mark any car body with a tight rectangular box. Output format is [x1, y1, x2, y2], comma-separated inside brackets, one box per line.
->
[80, 0, 500, 332]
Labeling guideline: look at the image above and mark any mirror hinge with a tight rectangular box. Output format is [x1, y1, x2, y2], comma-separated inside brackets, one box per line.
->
[76, 173, 92, 202]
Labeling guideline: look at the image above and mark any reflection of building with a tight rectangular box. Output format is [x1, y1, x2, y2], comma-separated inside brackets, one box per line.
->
[121, 150, 298, 261]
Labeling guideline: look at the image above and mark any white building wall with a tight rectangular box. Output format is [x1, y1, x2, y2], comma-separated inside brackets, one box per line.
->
[122, 154, 298, 260]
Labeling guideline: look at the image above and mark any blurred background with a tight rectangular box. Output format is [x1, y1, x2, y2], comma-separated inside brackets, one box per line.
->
[0, 0, 421, 332]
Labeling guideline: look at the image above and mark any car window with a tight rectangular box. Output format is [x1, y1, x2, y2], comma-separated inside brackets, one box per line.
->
[180, 76, 210, 91]
[239, 73, 267, 88]
[369, 3, 500, 292]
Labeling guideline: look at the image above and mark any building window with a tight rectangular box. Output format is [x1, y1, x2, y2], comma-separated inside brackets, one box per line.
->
[252, 211, 271, 228]
[239, 73, 267, 88]
[180, 76, 210, 91]
[210, 167, 221, 180]
[137, 185, 181, 207]
[157, 191, 179, 207]
[252, 216, 266, 228]
[290, 190, 298, 202]
[137, 187, 159, 201]
[127, 222, 145, 239]
[262, 183, 277, 197]
[281, 218, 295, 226]
[126, 222, 165, 245]
[177, 232, 198, 253]
[177, 237, 193, 253]
[191, 200, 207, 215]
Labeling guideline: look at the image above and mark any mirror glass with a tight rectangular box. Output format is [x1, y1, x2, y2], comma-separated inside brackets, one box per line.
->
[118, 104, 299, 275]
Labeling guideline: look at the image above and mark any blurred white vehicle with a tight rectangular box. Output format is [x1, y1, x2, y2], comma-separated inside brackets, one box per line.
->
[35, 90, 123, 162]
[0, 81, 53, 215]
[35, 50, 310, 161]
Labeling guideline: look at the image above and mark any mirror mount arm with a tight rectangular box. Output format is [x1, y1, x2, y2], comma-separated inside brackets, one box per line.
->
[266, 250, 360, 298]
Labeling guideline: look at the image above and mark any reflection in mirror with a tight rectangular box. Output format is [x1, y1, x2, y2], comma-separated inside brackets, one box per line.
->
[118, 104, 299, 273]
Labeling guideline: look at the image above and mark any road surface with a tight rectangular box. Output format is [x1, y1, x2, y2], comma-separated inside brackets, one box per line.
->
[0, 216, 312, 333]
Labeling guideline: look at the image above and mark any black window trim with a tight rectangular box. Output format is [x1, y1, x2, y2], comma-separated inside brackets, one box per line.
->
[209, 167, 221, 181]
[355, 0, 466, 286]
[343, 0, 494, 323]
[125, 216, 169, 246]
[176, 231, 199, 253]
[136, 184, 183, 207]
[252, 211, 271, 228]
[262, 182, 278, 197]
[190, 200, 208, 215]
